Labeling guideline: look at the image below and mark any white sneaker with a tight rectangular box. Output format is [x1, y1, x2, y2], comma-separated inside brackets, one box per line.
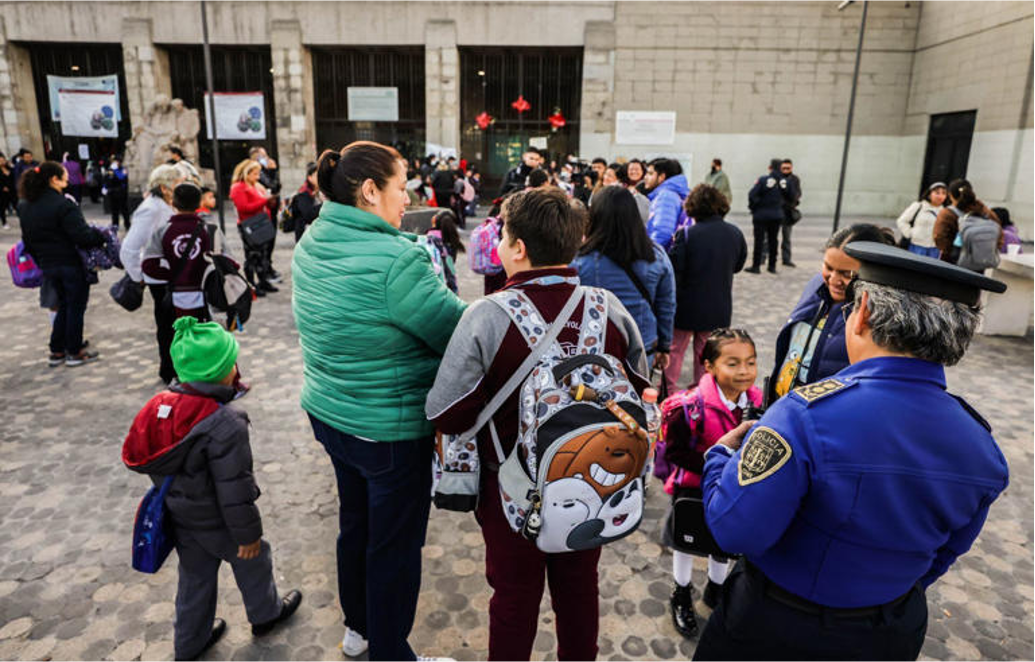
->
[340, 628, 368, 657]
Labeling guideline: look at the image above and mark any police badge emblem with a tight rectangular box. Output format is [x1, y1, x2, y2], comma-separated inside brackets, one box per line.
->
[738, 427, 792, 486]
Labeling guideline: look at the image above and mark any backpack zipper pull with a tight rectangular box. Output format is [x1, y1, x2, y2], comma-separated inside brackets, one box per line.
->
[523, 491, 543, 541]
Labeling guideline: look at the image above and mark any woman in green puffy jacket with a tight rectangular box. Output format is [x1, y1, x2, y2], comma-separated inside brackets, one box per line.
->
[291, 141, 465, 661]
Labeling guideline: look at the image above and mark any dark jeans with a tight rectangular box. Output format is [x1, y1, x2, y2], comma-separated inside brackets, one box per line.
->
[476, 472, 601, 661]
[148, 284, 176, 383]
[781, 220, 794, 264]
[238, 227, 272, 287]
[752, 218, 781, 269]
[308, 415, 432, 661]
[693, 560, 928, 661]
[43, 264, 90, 355]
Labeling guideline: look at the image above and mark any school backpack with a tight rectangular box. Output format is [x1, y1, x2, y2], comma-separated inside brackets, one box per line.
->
[957, 213, 1001, 272]
[497, 287, 653, 553]
[417, 234, 446, 280]
[7, 241, 43, 288]
[131, 476, 175, 573]
[203, 253, 253, 330]
[468, 216, 504, 275]
[460, 178, 476, 203]
[659, 388, 707, 475]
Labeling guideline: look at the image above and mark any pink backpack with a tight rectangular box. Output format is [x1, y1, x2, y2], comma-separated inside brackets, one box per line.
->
[7, 241, 43, 288]
[468, 216, 504, 275]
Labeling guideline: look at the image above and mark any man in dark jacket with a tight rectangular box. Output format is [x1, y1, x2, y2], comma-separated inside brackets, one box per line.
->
[123, 317, 301, 661]
[665, 183, 747, 390]
[19, 163, 106, 366]
[778, 158, 802, 267]
[498, 147, 543, 197]
[746, 159, 792, 274]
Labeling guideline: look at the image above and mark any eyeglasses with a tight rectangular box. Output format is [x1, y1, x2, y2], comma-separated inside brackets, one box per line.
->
[841, 301, 854, 324]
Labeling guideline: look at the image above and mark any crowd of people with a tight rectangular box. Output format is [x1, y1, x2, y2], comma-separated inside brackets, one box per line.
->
[6, 137, 1019, 662]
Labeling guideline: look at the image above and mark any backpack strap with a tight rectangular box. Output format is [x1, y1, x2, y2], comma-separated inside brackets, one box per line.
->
[577, 286, 608, 355]
[489, 288, 562, 356]
[474, 286, 585, 463]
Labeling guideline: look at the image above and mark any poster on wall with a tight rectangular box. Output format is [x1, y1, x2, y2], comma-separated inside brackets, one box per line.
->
[348, 87, 399, 122]
[48, 75, 121, 121]
[57, 89, 118, 138]
[204, 92, 267, 140]
[616, 111, 677, 145]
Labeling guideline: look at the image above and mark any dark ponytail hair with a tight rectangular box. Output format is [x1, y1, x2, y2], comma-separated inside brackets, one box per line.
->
[826, 222, 895, 250]
[947, 178, 977, 210]
[18, 161, 65, 202]
[701, 328, 756, 366]
[316, 141, 403, 207]
[432, 209, 465, 255]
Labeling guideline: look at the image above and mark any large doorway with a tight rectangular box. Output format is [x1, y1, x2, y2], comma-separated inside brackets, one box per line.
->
[920, 110, 977, 194]
[165, 45, 277, 193]
[460, 47, 582, 193]
[311, 47, 425, 161]
[24, 42, 131, 163]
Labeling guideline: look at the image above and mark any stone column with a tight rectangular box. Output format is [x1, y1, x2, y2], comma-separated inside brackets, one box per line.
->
[270, 18, 312, 189]
[0, 16, 41, 157]
[580, 20, 616, 158]
[121, 17, 172, 192]
[425, 20, 459, 154]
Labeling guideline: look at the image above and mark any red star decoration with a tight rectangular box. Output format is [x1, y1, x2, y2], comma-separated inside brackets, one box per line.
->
[548, 109, 566, 129]
[511, 94, 531, 114]
[475, 111, 494, 130]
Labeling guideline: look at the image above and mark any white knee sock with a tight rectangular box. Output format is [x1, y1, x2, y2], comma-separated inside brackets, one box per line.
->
[708, 556, 731, 584]
[673, 551, 694, 587]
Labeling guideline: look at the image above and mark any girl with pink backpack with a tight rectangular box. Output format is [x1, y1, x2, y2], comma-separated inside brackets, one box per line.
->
[658, 328, 763, 639]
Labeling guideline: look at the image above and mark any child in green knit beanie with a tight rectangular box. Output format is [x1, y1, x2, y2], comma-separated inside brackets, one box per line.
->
[122, 316, 302, 658]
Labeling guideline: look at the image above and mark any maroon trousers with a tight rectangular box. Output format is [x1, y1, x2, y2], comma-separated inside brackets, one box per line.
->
[477, 472, 601, 661]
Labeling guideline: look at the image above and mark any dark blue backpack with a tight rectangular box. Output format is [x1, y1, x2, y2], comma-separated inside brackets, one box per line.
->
[132, 476, 175, 573]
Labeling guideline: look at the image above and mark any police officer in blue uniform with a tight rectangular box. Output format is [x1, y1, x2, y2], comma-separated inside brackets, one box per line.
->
[693, 242, 1010, 660]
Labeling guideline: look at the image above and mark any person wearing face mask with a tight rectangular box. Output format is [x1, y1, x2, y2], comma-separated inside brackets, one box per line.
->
[292, 141, 466, 661]
[896, 182, 947, 259]
[766, 223, 895, 405]
[499, 147, 543, 197]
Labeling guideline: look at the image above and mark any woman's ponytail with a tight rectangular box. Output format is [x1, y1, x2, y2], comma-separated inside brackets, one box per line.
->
[18, 161, 64, 202]
[315, 141, 402, 207]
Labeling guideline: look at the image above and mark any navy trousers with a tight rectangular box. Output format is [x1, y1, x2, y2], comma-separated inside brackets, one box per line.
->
[309, 415, 432, 661]
[43, 264, 90, 355]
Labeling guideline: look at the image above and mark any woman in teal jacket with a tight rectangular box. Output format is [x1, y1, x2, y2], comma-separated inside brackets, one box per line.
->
[292, 141, 465, 661]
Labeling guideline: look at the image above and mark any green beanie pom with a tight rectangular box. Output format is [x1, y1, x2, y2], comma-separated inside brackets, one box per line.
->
[170, 316, 239, 384]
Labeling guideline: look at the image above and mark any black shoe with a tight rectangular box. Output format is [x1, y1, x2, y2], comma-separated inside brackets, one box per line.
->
[252, 590, 302, 636]
[255, 287, 267, 298]
[258, 281, 279, 293]
[767, 266, 778, 274]
[670, 584, 699, 639]
[175, 618, 226, 661]
[744, 266, 761, 274]
[269, 269, 282, 281]
[783, 261, 797, 268]
[703, 579, 723, 610]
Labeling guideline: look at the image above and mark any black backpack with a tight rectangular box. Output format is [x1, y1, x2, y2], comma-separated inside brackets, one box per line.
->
[203, 252, 253, 330]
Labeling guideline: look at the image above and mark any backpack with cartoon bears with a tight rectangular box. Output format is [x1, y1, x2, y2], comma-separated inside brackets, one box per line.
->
[495, 287, 653, 552]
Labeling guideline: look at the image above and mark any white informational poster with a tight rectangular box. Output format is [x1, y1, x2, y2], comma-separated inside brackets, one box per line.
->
[347, 87, 399, 122]
[204, 92, 267, 140]
[58, 89, 118, 138]
[529, 136, 549, 150]
[615, 111, 677, 145]
[48, 75, 121, 121]
[78, 143, 90, 160]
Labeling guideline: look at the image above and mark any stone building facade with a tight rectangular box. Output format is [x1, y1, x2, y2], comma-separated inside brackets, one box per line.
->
[0, 1, 1030, 234]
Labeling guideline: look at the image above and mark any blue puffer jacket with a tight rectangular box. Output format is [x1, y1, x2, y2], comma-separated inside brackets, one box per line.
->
[647, 174, 690, 250]
[767, 273, 849, 403]
[571, 243, 676, 351]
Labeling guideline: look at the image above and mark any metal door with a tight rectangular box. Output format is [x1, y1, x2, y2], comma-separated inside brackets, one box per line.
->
[921, 111, 977, 193]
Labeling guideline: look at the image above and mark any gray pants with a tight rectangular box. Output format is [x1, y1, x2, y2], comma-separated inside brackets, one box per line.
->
[174, 527, 281, 659]
[781, 220, 793, 264]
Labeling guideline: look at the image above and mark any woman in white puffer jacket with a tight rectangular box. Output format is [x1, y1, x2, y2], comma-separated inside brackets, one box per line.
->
[896, 181, 946, 259]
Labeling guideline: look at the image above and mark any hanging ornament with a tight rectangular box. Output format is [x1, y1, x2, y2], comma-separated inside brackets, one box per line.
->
[475, 111, 494, 130]
[548, 108, 566, 130]
[511, 94, 531, 114]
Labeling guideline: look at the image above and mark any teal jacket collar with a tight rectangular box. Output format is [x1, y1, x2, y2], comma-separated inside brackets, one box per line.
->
[319, 201, 413, 239]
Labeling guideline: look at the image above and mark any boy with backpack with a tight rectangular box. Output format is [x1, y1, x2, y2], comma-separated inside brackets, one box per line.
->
[426, 187, 650, 661]
[122, 316, 300, 660]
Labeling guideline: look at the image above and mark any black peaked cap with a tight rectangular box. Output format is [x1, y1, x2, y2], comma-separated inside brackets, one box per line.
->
[843, 241, 1007, 307]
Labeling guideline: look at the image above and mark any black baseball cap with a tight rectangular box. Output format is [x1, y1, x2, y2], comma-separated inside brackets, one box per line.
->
[843, 241, 1006, 307]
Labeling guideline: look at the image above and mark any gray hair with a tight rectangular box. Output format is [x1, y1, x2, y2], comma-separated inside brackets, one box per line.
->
[147, 164, 183, 192]
[854, 280, 980, 366]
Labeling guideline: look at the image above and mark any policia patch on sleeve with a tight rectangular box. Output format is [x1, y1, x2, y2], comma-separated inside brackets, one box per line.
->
[738, 427, 793, 486]
[792, 377, 854, 405]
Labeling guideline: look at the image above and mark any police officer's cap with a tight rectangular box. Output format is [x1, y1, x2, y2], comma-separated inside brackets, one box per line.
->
[843, 241, 1006, 307]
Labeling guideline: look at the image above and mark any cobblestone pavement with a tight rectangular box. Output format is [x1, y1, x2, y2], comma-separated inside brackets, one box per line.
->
[0, 206, 1031, 661]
